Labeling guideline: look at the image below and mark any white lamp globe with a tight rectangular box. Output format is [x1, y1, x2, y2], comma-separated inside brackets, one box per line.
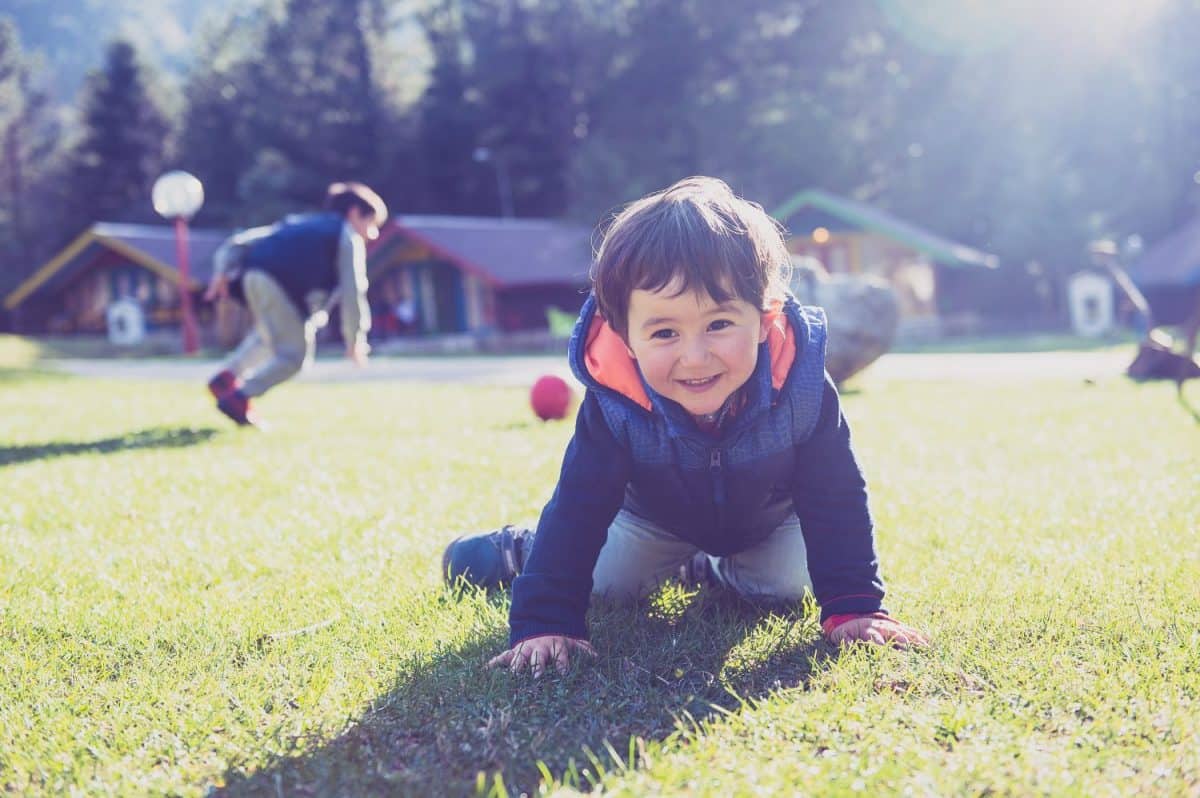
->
[152, 171, 205, 219]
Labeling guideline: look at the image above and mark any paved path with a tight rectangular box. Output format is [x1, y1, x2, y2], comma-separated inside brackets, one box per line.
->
[48, 349, 1134, 386]
[50, 355, 576, 386]
[862, 350, 1131, 382]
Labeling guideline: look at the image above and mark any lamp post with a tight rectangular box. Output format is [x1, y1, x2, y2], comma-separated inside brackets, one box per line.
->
[152, 170, 204, 354]
[472, 146, 514, 218]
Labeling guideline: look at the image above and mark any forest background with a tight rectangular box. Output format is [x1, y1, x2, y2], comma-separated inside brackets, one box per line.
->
[2, 0, 1199, 325]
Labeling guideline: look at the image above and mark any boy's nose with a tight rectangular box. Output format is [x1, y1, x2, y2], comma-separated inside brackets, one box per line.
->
[679, 337, 711, 366]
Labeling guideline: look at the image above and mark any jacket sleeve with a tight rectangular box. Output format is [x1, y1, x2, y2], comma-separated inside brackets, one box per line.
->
[508, 392, 631, 645]
[213, 225, 275, 277]
[790, 375, 887, 622]
[337, 224, 371, 347]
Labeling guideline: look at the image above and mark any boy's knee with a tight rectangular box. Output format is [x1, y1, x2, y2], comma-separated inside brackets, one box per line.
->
[275, 349, 306, 374]
[729, 580, 811, 607]
[760, 580, 811, 604]
[716, 558, 811, 603]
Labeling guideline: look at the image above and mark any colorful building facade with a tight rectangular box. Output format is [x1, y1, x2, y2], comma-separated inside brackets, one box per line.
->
[4, 216, 593, 346]
[773, 189, 998, 333]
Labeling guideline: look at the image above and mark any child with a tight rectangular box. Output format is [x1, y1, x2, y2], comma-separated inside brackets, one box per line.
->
[444, 176, 927, 677]
[203, 181, 386, 426]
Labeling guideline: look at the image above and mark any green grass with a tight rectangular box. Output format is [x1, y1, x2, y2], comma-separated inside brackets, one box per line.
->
[1, 346, 1198, 796]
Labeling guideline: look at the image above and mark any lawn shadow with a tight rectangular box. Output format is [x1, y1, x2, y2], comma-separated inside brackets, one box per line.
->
[213, 588, 838, 796]
[0, 426, 219, 467]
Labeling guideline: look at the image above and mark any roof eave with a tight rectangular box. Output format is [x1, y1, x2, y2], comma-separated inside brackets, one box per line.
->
[773, 189, 998, 269]
[374, 221, 502, 287]
[4, 228, 99, 310]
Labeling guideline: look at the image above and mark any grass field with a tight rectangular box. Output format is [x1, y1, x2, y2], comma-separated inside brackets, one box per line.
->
[1, 337, 1198, 796]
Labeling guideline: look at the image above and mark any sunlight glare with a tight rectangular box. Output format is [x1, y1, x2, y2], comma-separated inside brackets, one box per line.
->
[881, 0, 1171, 56]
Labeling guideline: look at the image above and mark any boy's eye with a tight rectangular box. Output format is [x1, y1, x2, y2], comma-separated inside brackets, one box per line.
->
[649, 329, 676, 340]
[709, 319, 733, 331]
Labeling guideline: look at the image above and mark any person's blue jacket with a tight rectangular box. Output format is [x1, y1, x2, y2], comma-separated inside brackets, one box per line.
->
[243, 212, 344, 316]
[508, 293, 887, 646]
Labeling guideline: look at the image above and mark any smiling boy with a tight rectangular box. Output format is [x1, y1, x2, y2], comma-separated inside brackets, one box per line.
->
[444, 176, 927, 676]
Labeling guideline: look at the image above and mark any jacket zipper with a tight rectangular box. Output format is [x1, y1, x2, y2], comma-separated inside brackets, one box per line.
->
[710, 448, 726, 507]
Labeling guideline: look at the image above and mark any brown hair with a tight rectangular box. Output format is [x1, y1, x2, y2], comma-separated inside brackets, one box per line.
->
[592, 176, 790, 339]
[324, 181, 388, 224]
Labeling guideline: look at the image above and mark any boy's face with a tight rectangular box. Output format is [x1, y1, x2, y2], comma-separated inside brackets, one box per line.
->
[623, 276, 768, 419]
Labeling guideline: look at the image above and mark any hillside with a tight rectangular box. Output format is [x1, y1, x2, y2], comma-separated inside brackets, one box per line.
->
[2, 0, 238, 101]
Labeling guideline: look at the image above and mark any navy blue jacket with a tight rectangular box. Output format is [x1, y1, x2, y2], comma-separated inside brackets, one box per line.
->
[508, 294, 886, 645]
[243, 212, 343, 316]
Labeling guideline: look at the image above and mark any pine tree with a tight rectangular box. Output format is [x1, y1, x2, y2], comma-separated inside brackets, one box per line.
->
[417, 0, 609, 216]
[0, 18, 62, 291]
[416, 1, 490, 214]
[242, 0, 384, 212]
[174, 12, 262, 227]
[66, 39, 169, 229]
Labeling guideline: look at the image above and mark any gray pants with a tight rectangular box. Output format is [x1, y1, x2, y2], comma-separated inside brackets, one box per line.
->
[591, 509, 812, 602]
[221, 270, 314, 398]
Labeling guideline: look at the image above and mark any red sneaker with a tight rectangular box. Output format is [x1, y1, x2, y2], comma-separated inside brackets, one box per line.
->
[216, 389, 257, 426]
[207, 370, 238, 400]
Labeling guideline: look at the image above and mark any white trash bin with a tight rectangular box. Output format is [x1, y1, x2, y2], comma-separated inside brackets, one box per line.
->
[106, 298, 146, 346]
[1067, 271, 1114, 337]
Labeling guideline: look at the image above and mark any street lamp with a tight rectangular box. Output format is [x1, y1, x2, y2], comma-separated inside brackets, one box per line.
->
[473, 146, 514, 218]
[152, 170, 204, 354]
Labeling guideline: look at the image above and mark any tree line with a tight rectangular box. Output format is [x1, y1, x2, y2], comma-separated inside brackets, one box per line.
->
[2, 0, 1199, 320]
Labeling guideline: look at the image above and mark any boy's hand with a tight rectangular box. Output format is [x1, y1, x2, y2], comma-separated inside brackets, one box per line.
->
[823, 613, 929, 649]
[346, 339, 370, 367]
[204, 274, 229, 302]
[488, 635, 597, 677]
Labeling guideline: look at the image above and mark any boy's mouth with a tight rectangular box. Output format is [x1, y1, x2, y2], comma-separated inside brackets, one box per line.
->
[677, 375, 720, 391]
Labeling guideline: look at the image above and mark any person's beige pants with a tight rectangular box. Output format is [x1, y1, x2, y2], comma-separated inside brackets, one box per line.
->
[220, 270, 314, 397]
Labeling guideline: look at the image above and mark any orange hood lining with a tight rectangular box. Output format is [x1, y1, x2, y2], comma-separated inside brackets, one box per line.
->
[582, 299, 796, 412]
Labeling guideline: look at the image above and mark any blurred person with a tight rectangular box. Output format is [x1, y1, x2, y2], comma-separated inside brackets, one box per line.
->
[203, 182, 386, 426]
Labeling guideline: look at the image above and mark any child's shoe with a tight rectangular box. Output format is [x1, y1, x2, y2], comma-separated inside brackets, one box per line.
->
[207, 370, 238, 400]
[216, 389, 256, 426]
[442, 525, 535, 588]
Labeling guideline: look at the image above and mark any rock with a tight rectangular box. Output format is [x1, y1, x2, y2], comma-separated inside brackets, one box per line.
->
[789, 257, 899, 383]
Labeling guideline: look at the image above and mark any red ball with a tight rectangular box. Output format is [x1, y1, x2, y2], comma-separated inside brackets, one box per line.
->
[530, 374, 572, 421]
